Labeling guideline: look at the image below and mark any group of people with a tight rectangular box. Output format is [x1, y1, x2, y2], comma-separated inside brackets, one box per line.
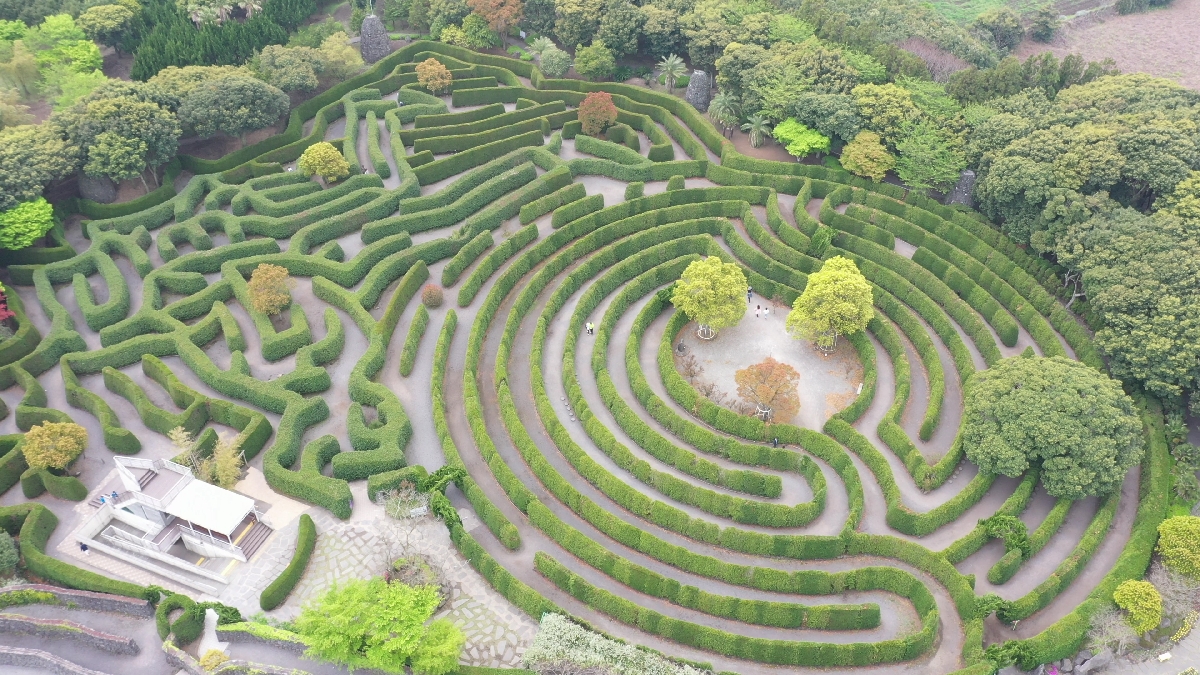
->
[749, 287, 771, 319]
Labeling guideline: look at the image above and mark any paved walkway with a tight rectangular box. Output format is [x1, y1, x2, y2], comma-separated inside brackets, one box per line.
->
[219, 509, 537, 669]
[1115, 629, 1200, 675]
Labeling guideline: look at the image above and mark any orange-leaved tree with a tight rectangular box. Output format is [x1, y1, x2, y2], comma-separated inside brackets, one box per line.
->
[578, 91, 618, 136]
[466, 0, 523, 37]
[416, 58, 453, 95]
[734, 357, 800, 422]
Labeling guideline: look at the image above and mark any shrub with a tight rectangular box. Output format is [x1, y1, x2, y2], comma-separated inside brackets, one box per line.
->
[298, 141, 351, 183]
[422, 284, 444, 308]
[0, 532, 16, 576]
[1113, 580, 1162, 634]
[259, 514, 317, 610]
[1158, 516, 1200, 578]
[0, 198, 55, 251]
[577, 91, 618, 136]
[22, 422, 87, 472]
[540, 47, 572, 78]
[247, 263, 293, 316]
[199, 649, 229, 671]
[573, 40, 615, 81]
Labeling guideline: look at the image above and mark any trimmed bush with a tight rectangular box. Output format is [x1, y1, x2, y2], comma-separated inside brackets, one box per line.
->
[399, 304, 430, 377]
[259, 514, 317, 610]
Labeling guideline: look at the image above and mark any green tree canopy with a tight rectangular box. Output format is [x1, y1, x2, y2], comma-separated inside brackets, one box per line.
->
[840, 130, 895, 182]
[147, 65, 248, 97]
[553, 0, 601, 49]
[0, 197, 55, 250]
[23, 421, 88, 471]
[895, 119, 966, 190]
[972, 7, 1023, 52]
[773, 117, 830, 158]
[573, 40, 614, 81]
[785, 255, 873, 350]
[77, 3, 135, 50]
[679, 0, 738, 72]
[962, 355, 1143, 500]
[251, 45, 324, 92]
[0, 124, 75, 212]
[293, 577, 464, 674]
[1158, 516, 1200, 579]
[84, 130, 148, 183]
[972, 74, 1200, 249]
[852, 83, 920, 147]
[178, 75, 289, 140]
[641, 5, 682, 59]
[1070, 208, 1200, 403]
[1113, 579, 1161, 634]
[671, 256, 748, 337]
[596, 0, 643, 59]
[788, 92, 861, 143]
[52, 80, 182, 180]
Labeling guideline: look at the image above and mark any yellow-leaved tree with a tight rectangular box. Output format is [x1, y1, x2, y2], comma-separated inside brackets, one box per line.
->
[786, 255, 872, 352]
[247, 262, 293, 315]
[670, 256, 748, 340]
[23, 422, 88, 471]
[298, 141, 350, 184]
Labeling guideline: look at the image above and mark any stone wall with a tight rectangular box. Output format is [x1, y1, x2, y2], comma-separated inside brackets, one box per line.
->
[0, 584, 153, 617]
[0, 613, 139, 654]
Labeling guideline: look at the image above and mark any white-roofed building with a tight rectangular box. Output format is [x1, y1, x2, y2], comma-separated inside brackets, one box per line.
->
[74, 457, 274, 594]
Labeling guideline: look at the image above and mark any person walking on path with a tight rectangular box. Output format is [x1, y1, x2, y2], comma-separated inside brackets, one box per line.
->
[756, 305, 760, 318]
[763, 306, 769, 319]
[80, 543, 89, 555]
[748, 288, 753, 302]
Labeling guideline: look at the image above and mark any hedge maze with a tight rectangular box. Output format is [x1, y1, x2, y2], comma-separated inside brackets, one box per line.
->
[0, 41, 1170, 674]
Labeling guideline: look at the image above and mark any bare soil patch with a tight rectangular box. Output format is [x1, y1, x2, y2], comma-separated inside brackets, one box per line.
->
[729, 130, 796, 163]
[101, 47, 134, 81]
[1014, 0, 1200, 90]
[178, 124, 286, 160]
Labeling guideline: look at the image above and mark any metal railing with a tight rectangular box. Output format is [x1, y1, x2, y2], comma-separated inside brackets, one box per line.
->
[178, 523, 242, 554]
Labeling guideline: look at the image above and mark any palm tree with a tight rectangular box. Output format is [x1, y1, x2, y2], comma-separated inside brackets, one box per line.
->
[741, 113, 772, 148]
[214, 0, 234, 23]
[658, 53, 686, 93]
[708, 91, 740, 138]
[238, 0, 262, 18]
[527, 36, 554, 57]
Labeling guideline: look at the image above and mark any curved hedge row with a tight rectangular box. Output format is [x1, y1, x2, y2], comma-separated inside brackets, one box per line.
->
[259, 514, 317, 611]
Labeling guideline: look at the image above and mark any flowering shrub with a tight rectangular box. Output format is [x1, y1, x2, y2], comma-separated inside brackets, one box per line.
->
[0, 281, 14, 322]
[1173, 610, 1199, 643]
[524, 614, 705, 675]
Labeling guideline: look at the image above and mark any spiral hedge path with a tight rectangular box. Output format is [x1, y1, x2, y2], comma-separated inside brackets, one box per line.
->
[0, 42, 1171, 674]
